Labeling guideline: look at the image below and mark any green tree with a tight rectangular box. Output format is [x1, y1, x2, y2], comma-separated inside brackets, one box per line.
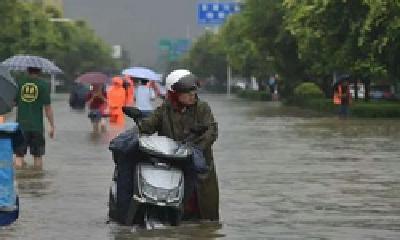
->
[283, 0, 392, 98]
[220, 14, 270, 90]
[0, 0, 120, 87]
[242, 0, 307, 96]
[182, 31, 227, 87]
[53, 20, 118, 80]
[359, 1, 400, 89]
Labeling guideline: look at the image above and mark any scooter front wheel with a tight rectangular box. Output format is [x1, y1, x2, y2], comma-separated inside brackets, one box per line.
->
[144, 206, 158, 230]
[168, 207, 183, 226]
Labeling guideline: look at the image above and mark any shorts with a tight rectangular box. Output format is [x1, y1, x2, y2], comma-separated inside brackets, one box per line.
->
[14, 131, 45, 157]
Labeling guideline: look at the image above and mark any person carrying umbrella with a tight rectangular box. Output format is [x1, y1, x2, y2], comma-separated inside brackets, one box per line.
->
[333, 74, 352, 118]
[75, 72, 109, 132]
[0, 65, 18, 119]
[135, 78, 156, 118]
[86, 84, 108, 133]
[14, 67, 55, 170]
[122, 75, 135, 107]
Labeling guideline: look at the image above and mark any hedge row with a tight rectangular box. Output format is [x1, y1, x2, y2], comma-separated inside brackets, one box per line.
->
[286, 97, 400, 118]
[233, 88, 271, 101]
[351, 101, 400, 118]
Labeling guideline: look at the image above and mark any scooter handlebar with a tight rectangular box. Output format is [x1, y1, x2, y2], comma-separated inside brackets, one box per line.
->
[122, 106, 142, 127]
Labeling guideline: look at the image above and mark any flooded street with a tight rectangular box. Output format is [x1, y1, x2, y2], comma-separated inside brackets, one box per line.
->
[1, 94, 400, 239]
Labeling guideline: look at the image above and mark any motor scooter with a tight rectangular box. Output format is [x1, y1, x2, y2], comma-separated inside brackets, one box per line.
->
[108, 107, 195, 229]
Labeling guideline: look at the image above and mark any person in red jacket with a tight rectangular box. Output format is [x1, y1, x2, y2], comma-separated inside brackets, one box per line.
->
[86, 84, 107, 133]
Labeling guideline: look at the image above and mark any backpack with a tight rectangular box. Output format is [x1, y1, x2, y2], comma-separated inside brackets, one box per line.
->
[69, 83, 88, 110]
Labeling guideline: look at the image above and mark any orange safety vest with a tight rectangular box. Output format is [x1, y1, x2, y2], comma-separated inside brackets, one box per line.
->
[108, 77, 126, 125]
[333, 85, 342, 105]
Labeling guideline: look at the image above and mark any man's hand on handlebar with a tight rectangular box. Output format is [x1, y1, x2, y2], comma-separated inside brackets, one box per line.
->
[122, 106, 142, 119]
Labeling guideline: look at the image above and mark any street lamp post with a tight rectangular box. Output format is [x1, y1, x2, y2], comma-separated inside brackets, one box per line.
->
[197, 1, 242, 97]
[50, 74, 56, 94]
[227, 56, 232, 96]
[48, 18, 75, 94]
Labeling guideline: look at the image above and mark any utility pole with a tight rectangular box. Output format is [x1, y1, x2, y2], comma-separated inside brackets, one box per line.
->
[227, 56, 232, 96]
[48, 18, 75, 94]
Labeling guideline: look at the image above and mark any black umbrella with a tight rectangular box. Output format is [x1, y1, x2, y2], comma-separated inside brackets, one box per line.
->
[0, 65, 17, 114]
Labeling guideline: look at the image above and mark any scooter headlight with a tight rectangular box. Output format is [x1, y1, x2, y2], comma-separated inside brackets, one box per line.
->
[140, 177, 181, 203]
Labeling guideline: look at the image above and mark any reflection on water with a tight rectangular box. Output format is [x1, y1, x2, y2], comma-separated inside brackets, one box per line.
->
[110, 221, 224, 240]
[1, 95, 400, 239]
[16, 169, 52, 198]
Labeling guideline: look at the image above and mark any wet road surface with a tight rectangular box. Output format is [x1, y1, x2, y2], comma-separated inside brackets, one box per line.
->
[1, 94, 400, 239]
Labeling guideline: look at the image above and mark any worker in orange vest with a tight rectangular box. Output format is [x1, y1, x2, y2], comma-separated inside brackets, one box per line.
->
[334, 82, 352, 118]
[333, 85, 342, 105]
[107, 77, 127, 126]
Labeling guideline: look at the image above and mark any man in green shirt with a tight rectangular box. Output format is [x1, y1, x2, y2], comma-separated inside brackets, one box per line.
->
[14, 67, 55, 170]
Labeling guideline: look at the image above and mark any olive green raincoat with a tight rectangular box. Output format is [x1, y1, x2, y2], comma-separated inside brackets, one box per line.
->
[139, 99, 219, 220]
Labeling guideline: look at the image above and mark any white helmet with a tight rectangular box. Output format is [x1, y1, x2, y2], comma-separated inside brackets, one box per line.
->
[165, 69, 194, 92]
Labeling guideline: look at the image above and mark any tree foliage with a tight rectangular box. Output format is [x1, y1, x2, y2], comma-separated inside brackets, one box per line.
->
[220, 14, 264, 79]
[181, 31, 227, 83]
[0, 0, 121, 84]
[185, 0, 400, 96]
[294, 82, 324, 99]
[241, 0, 307, 95]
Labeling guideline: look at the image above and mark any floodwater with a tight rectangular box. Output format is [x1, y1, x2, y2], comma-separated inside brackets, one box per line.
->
[1, 94, 400, 240]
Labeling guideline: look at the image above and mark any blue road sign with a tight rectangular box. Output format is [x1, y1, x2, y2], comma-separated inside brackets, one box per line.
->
[198, 2, 242, 25]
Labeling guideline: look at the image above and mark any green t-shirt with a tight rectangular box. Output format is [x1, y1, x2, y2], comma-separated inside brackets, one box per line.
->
[16, 76, 51, 132]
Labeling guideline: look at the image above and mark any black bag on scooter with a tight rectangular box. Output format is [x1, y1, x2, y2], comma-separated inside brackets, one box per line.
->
[109, 128, 139, 156]
[108, 128, 140, 224]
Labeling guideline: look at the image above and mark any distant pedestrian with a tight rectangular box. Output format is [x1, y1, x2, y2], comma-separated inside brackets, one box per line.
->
[86, 84, 107, 133]
[149, 80, 162, 98]
[0, 115, 4, 123]
[268, 75, 276, 95]
[135, 78, 156, 118]
[14, 67, 55, 170]
[122, 75, 134, 107]
[333, 85, 342, 105]
[107, 77, 126, 126]
[269, 74, 279, 101]
[339, 81, 351, 118]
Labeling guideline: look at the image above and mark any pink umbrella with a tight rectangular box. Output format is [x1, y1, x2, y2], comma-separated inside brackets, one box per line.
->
[76, 72, 109, 85]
